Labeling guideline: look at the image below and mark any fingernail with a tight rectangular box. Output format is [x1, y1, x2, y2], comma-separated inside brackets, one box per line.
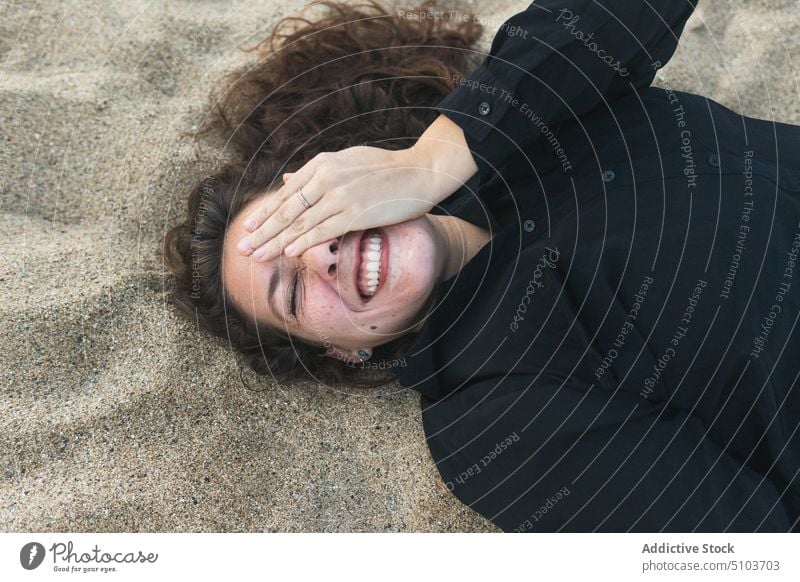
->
[284, 243, 298, 256]
[252, 247, 269, 260]
[237, 238, 252, 254]
[243, 217, 256, 231]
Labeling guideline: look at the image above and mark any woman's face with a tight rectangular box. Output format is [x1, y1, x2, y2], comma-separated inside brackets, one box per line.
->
[222, 194, 447, 361]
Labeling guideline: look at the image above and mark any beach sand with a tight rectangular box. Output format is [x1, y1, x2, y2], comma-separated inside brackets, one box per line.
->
[2, 0, 799, 532]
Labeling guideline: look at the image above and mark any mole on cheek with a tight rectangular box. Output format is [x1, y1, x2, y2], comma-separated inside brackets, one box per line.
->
[370, 325, 377, 330]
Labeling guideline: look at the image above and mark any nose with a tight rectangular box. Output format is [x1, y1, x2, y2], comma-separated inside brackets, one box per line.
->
[300, 236, 342, 282]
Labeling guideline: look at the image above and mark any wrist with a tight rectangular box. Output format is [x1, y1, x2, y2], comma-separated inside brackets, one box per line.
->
[409, 114, 479, 205]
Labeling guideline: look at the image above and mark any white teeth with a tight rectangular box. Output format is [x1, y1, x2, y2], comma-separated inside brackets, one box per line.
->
[358, 231, 384, 298]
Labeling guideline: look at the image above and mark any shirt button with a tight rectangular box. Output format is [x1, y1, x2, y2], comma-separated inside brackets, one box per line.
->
[707, 153, 720, 168]
[478, 101, 491, 116]
[602, 169, 616, 183]
[523, 218, 536, 233]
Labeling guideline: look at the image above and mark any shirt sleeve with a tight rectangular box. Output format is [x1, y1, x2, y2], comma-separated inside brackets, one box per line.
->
[422, 376, 794, 532]
[434, 0, 699, 184]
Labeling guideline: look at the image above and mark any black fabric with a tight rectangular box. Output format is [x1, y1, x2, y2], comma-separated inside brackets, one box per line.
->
[391, 0, 800, 532]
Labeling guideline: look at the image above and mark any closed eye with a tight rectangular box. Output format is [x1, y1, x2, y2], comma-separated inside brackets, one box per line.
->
[288, 265, 304, 318]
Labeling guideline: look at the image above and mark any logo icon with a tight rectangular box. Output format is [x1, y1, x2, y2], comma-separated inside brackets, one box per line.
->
[20, 542, 46, 570]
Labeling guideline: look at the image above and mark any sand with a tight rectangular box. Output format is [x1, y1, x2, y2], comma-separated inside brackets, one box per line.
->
[2, 0, 800, 532]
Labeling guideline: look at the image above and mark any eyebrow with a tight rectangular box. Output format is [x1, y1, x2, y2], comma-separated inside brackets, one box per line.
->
[267, 265, 288, 326]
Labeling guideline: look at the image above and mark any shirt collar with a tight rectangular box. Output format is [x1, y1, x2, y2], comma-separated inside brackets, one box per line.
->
[390, 224, 520, 399]
[429, 172, 501, 234]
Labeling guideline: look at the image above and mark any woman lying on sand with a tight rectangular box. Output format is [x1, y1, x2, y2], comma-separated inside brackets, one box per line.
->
[164, 0, 800, 532]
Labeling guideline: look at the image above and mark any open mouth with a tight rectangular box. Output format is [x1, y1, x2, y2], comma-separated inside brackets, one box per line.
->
[356, 228, 387, 302]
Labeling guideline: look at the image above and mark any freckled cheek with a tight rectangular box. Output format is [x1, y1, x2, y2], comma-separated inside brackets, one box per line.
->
[304, 298, 351, 327]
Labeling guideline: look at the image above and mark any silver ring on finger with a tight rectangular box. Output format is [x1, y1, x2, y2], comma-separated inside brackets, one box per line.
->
[297, 187, 312, 209]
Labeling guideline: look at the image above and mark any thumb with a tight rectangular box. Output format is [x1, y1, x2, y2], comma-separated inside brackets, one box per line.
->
[282, 172, 294, 182]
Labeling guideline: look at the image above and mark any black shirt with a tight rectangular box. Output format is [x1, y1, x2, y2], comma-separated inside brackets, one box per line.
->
[390, 0, 800, 532]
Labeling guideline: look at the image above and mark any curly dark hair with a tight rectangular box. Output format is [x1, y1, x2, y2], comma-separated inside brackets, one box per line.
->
[163, 0, 484, 387]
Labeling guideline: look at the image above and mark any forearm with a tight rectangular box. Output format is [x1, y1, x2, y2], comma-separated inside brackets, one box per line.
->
[409, 113, 479, 206]
[430, 0, 697, 183]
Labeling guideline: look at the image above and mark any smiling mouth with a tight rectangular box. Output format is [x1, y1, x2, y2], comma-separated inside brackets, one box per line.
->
[356, 228, 386, 302]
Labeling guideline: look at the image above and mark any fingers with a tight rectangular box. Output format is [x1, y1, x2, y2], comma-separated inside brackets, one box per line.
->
[283, 213, 347, 258]
[238, 186, 319, 259]
[242, 166, 313, 232]
[235, 150, 357, 261]
[249, 201, 340, 262]
[237, 169, 317, 256]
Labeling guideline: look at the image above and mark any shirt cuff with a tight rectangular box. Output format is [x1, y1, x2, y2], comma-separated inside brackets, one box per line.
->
[433, 63, 516, 182]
